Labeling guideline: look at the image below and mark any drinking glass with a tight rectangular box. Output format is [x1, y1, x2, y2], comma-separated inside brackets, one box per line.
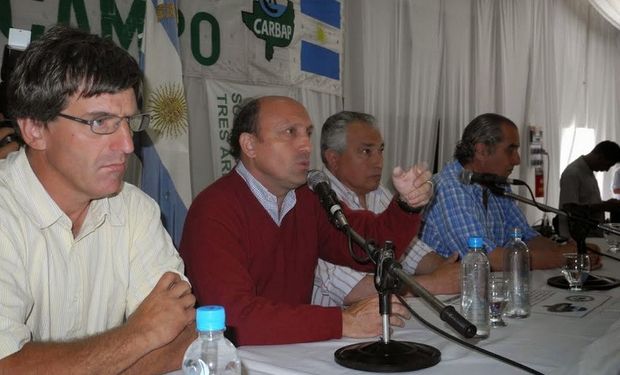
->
[603, 223, 620, 253]
[489, 274, 507, 327]
[561, 253, 591, 291]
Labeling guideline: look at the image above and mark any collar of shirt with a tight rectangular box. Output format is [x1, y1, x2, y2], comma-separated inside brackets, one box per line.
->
[445, 160, 536, 248]
[323, 168, 391, 212]
[235, 161, 297, 226]
[6, 148, 122, 236]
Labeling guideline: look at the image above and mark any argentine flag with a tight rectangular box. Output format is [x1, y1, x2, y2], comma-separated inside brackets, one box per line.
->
[299, 0, 341, 82]
[137, 0, 191, 247]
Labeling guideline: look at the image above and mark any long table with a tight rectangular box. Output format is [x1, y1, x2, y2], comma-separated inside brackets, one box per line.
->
[170, 239, 620, 374]
[237, 239, 620, 375]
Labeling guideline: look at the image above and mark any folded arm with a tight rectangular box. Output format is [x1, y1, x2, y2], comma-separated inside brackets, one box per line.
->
[0, 272, 196, 375]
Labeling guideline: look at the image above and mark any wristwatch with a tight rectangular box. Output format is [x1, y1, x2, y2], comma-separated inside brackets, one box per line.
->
[396, 195, 424, 214]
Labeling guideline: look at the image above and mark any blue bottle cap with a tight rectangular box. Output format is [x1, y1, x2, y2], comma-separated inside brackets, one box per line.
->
[196, 305, 226, 331]
[467, 236, 483, 248]
[510, 227, 522, 239]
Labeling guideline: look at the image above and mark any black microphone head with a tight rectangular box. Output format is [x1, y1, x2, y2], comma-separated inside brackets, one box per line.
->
[307, 169, 329, 191]
[460, 169, 474, 185]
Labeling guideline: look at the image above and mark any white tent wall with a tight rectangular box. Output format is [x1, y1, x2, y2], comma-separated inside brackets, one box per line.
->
[1, 0, 619, 230]
[342, 0, 620, 226]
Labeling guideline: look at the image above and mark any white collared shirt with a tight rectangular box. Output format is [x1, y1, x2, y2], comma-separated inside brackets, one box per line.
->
[0, 149, 184, 358]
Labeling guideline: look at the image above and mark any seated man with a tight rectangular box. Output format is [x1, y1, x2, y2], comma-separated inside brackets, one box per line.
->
[558, 141, 620, 237]
[312, 111, 459, 307]
[421, 113, 585, 270]
[180, 96, 433, 345]
[0, 26, 196, 374]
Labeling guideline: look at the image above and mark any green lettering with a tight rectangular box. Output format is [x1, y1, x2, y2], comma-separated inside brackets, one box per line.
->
[100, 0, 145, 50]
[58, 0, 90, 31]
[177, 8, 185, 36]
[0, 0, 11, 38]
[31, 24, 46, 41]
[191, 12, 220, 66]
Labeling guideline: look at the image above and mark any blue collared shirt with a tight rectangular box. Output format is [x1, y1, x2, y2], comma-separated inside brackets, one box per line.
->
[235, 161, 297, 226]
[420, 160, 538, 256]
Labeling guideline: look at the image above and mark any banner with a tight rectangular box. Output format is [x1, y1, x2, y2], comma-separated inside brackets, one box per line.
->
[179, 0, 343, 96]
[203, 79, 295, 180]
[137, 0, 191, 247]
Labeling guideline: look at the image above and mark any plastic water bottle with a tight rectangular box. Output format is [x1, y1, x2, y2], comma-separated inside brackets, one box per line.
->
[461, 236, 490, 338]
[504, 227, 531, 318]
[182, 305, 242, 375]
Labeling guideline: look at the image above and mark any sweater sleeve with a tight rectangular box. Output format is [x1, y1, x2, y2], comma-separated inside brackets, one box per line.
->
[316, 195, 422, 270]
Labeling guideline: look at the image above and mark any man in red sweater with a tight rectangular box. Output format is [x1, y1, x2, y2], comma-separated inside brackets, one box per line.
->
[180, 96, 432, 345]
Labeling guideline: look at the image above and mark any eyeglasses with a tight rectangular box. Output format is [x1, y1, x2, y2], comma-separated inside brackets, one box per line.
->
[57, 113, 150, 135]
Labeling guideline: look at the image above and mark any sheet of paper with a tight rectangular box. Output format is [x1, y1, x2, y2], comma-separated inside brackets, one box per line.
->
[531, 292, 611, 318]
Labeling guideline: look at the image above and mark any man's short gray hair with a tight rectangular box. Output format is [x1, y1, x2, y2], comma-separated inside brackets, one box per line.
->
[320, 111, 378, 164]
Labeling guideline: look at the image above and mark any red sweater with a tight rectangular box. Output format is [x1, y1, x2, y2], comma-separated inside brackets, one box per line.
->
[179, 171, 420, 345]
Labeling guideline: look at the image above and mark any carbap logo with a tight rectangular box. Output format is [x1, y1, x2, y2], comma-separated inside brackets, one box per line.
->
[242, 0, 295, 61]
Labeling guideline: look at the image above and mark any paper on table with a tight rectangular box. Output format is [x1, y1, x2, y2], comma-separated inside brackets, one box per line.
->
[531, 292, 611, 318]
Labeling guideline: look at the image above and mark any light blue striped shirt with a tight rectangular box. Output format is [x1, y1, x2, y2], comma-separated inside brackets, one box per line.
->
[235, 161, 297, 226]
[421, 160, 538, 257]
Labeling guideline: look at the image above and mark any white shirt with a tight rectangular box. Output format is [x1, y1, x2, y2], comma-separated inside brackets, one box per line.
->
[311, 169, 433, 306]
[0, 149, 184, 358]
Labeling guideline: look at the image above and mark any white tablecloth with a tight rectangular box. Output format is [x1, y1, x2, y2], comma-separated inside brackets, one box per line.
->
[172, 238, 620, 375]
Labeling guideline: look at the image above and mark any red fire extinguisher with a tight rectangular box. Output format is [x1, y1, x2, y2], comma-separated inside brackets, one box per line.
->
[535, 166, 544, 198]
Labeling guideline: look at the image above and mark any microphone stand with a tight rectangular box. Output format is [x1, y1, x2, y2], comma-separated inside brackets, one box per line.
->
[486, 183, 620, 289]
[333, 224, 476, 372]
[486, 184, 620, 259]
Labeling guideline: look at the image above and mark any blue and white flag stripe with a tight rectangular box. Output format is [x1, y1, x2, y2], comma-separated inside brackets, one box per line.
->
[300, 0, 341, 28]
[138, 138, 188, 245]
[300, 40, 339, 80]
[138, 0, 191, 247]
[299, 0, 341, 81]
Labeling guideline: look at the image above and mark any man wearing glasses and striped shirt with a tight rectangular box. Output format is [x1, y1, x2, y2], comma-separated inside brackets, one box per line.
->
[0, 25, 195, 374]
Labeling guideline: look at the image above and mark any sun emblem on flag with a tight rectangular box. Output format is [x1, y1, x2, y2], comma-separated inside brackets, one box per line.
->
[146, 82, 188, 137]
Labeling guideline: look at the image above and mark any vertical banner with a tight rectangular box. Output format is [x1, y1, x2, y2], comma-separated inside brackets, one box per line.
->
[137, 0, 191, 247]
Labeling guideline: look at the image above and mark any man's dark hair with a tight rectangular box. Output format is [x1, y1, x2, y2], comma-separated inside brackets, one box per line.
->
[591, 140, 620, 163]
[454, 113, 517, 165]
[229, 97, 261, 159]
[7, 25, 142, 122]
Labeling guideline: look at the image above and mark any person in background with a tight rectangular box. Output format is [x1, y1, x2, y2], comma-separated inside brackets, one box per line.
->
[312, 111, 459, 307]
[0, 112, 20, 159]
[180, 96, 433, 346]
[0, 25, 196, 374]
[557, 141, 620, 237]
[420, 113, 598, 271]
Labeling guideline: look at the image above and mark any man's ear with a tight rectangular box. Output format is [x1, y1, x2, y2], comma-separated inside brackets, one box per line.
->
[324, 149, 340, 172]
[473, 143, 489, 161]
[18, 118, 47, 150]
[239, 132, 257, 159]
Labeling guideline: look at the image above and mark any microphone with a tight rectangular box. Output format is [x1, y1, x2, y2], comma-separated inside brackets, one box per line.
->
[307, 170, 349, 229]
[460, 169, 525, 186]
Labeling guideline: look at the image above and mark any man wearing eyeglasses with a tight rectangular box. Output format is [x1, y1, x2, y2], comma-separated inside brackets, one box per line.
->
[0, 25, 196, 374]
